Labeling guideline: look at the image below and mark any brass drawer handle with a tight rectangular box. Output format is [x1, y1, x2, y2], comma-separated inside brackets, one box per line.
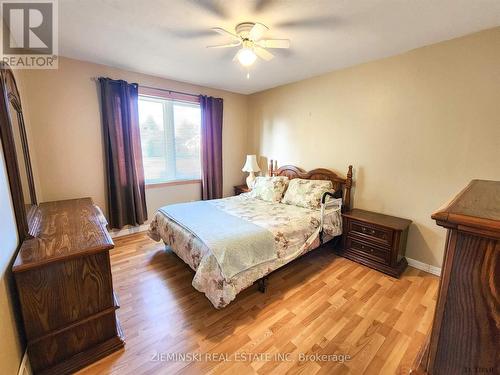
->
[361, 227, 376, 235]
[359, 244, 374, 253]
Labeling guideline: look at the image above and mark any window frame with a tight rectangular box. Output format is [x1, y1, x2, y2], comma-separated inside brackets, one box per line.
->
[138, 87, 202, 187]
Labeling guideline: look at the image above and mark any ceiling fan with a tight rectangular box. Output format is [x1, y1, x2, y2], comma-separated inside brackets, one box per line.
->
[207, 22, 290, 67]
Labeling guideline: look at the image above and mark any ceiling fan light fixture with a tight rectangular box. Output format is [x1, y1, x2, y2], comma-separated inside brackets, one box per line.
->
[238, 47, 257, 66]
[209, 21, 290, 70]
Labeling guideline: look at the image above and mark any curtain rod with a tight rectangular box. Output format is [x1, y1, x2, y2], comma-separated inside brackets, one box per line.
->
[140, 85, 200, 98]
[90, 77, 200, 98]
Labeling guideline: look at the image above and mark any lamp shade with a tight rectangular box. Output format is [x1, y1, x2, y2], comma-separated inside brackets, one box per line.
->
[242, 155, 261, 172]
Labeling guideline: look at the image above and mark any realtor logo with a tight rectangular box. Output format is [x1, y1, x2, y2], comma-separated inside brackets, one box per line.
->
[1, 0, 58, 68]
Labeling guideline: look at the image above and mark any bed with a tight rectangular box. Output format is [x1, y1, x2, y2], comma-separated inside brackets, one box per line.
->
[148, 164, 353, 308]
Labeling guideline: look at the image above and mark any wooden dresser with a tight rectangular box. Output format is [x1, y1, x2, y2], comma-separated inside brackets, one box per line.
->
[340, 209, 411, 277]
[419, 180, 499, 374]
[13, 198, 124, 374]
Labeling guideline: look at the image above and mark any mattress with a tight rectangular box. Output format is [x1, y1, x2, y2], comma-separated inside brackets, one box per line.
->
[148, 193, 342, 308]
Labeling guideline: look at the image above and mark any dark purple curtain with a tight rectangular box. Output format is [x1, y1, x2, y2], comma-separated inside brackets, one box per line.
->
[99, 77, 147, 228]
[200, 95, 223, 200]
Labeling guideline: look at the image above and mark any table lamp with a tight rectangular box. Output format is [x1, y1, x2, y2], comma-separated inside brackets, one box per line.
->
[242, 155, 261, 188]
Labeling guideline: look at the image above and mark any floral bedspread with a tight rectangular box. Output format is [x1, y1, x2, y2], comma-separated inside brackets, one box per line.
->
[148, 194, 342, 308]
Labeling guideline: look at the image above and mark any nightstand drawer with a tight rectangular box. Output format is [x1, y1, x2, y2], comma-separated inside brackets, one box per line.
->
[345, 236, 391, 265]
[349, 220, 393, 246]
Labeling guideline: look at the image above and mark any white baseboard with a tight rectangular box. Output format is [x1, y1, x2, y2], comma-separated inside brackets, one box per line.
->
[18, 351, 31, 375]
[406, 257, 441, 276]
[109, 224, 149, 238]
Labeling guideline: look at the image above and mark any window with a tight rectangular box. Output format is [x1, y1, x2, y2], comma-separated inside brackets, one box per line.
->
[138, 95, 201, 184]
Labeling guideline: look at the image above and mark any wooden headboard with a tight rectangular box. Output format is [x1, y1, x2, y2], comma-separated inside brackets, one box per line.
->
[270, 162, 353, 212]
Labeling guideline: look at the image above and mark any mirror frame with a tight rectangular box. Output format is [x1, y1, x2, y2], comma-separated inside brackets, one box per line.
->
[0, 63, 37, 239]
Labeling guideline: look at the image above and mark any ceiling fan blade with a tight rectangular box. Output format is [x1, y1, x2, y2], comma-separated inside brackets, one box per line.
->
[254, 0, 274, 12]
[275, 16, 338, 29]
[211, 27, 240, 41]
[232, 49, 242, 62]
[258, 39, 291, 49]
[207, 41, 241, 48]
[254, 46, 274, 61]
[249, 22, 268, 41]
[167, 28, 215, 39]
[186, 0, 227, 18]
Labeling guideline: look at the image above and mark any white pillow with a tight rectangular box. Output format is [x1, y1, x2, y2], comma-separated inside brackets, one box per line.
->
[281, 178, 334, 209]
[250, 176, 289, 202]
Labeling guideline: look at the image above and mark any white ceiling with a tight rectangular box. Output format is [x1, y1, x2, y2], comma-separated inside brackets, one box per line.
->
[60, 0, 500, 94]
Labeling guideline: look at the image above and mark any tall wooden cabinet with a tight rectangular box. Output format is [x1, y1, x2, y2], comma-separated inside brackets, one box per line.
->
[13, 198, 124, 374]
[423, 180, 499, 374]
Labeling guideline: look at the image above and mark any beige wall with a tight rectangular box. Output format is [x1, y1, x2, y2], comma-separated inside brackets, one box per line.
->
[21, 57, 248, 219]
[248, 27, 500, 267]
[17, 28, 500, 268]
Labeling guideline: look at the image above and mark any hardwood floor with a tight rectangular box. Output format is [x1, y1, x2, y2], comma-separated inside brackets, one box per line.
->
[76, 233, 439, 375]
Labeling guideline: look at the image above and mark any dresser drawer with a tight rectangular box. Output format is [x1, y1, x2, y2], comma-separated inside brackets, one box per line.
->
[345, 236, 391, 265]
[349, 220, 393, 246]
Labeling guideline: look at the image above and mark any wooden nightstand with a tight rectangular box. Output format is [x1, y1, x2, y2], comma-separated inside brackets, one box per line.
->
[234, 184, 251, 195]
[339, 209, 411, 277]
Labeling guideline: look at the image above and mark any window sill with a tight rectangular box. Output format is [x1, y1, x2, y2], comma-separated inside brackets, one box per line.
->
[145, 179, 201, 189]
